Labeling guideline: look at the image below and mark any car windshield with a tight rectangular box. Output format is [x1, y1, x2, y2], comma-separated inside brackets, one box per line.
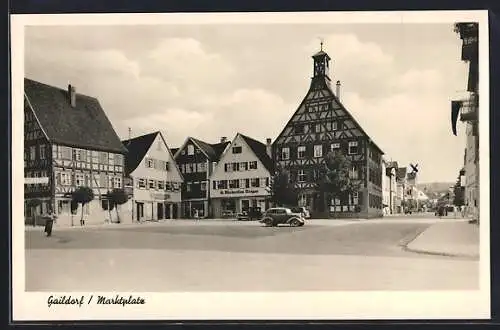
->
[291, 207, 303, 213]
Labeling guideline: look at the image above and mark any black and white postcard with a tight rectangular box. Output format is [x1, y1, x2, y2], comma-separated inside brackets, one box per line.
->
[11, 10, 490, 320]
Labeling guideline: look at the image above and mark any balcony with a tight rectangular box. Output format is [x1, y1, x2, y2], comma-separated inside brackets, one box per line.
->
[460, 94, 478, 123]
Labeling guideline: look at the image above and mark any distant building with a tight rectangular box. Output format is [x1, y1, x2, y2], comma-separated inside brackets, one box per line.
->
[272, 44, 384, 218]
[414, 188, 429, 202]
[122, 131, 184, 222]
[24, 78, 127, 226]
[210, 133, 273, 217]
[174, 137, 230, 218]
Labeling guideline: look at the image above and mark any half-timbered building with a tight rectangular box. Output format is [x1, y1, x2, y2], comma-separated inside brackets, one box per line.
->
[24, 78, 127, 226]
[273, 45, 384, 218]
[210, 134, 273, 218]
[122, 131, 183, 221]
[173, 137, 230, 218]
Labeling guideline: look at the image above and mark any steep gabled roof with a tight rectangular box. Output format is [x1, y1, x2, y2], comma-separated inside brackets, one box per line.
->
[24, 78, 127, 154]
[239, 134, 273, 173]
[178, 137, 229, 162]
[121, 131, 158, 176]
[273, 52, 384, 155]
[122, 131, 184, 180]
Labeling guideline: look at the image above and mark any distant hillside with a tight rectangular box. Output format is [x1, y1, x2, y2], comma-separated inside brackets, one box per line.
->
[417, 182, 454, 198]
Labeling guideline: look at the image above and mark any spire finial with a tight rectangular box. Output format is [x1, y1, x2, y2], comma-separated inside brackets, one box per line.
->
[319, 37, 324, 51]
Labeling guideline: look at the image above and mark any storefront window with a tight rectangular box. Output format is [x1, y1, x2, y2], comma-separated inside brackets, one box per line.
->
[222, 199, 236, 213]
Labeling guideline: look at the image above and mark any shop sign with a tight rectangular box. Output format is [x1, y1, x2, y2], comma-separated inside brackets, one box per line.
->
[24, 177, 49, 184]
[150, 192, 171, 200]
[220, 189, 260, 195]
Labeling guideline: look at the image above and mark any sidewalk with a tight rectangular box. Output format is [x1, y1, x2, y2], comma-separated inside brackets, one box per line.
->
[404, 221, 479, 258]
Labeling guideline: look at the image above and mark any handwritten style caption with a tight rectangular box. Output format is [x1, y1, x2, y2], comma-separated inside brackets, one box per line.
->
[47, 295, 146, 308]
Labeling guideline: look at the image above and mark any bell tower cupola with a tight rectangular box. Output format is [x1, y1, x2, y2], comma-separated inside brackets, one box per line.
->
[312, 40, 331, 80]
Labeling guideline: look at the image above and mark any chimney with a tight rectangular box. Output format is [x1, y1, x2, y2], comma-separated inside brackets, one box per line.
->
[220, 137, 227, 143]
[336, 80, 341, 101]
[68, 84, 76, 107]
[266, 138, 272, 158]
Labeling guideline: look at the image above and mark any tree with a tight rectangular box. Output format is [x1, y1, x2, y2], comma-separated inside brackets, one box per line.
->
[109, 188, 129, 223]
[71, 186, 94, 226]
[318, 151, 361, 213]
[269, 165, 298, 207]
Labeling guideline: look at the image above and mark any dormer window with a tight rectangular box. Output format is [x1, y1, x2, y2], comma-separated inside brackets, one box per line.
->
[187, 144, 194, 155]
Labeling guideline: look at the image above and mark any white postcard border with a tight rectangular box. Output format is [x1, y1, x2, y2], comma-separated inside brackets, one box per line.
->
[11, 10, 491, 321]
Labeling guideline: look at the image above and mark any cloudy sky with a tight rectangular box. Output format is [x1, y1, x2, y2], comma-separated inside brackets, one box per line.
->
[24, 23, 470, 183]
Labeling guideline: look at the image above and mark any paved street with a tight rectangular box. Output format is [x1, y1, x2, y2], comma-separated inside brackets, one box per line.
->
[25, 217, 479, 292]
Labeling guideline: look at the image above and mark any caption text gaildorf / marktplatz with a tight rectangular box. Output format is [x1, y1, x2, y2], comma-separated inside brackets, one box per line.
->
[47, 295, 146, 308]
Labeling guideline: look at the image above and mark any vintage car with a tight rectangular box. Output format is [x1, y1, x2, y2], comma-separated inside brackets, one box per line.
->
[259, 207, 305, 227]
[290, 206, 311, 219]
[236, 207, 263, 221]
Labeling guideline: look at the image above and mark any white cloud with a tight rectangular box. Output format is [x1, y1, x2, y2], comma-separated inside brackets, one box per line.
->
[342, 91, 466, 181]
[142, 38, 235, 93]
[24, 25, 468, 182]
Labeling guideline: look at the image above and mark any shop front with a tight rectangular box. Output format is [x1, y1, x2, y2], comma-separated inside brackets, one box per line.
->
[211, 187, 269, 218]
[134, 190, 181, 222]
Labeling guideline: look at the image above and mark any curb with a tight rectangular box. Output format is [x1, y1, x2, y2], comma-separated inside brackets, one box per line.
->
[399, 224, 479, 259]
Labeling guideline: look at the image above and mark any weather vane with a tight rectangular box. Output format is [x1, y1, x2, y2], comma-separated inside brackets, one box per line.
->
[319, 37, 324, 51]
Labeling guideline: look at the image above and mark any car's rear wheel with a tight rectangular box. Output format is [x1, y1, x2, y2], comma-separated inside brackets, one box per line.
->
[264, 218, 273, 227]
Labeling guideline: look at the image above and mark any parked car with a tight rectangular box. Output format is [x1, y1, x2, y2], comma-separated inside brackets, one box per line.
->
[236, 207, 263, 221]
[259, 207, 305, 227]
[290, 206, 311, 219]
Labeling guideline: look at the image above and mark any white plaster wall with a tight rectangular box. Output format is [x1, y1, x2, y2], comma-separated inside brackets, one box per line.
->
[130, 133, 183, 204]
[210, 134, 271, 199]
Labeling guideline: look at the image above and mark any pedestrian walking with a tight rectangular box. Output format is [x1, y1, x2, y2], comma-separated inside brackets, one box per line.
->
[193, 209, 199, 221]
[44, 209, 57, 237]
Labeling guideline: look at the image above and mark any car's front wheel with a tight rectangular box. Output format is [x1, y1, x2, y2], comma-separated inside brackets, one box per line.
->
[290, 218, 301, 227]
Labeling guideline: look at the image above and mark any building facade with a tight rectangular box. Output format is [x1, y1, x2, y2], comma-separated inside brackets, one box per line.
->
[24, 79, 127, 226]
[452, 23, 479, 221]
[174, 137, 230, 218]
[272, 45, 384, 218]
[395, 167, 407, 214]
[122, 131, 183, 222]
[210, 133, 273, 217]
[382, 159, 398, 215]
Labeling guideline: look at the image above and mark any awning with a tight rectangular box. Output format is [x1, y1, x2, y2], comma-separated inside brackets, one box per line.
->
[451, 100, 463, 136]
